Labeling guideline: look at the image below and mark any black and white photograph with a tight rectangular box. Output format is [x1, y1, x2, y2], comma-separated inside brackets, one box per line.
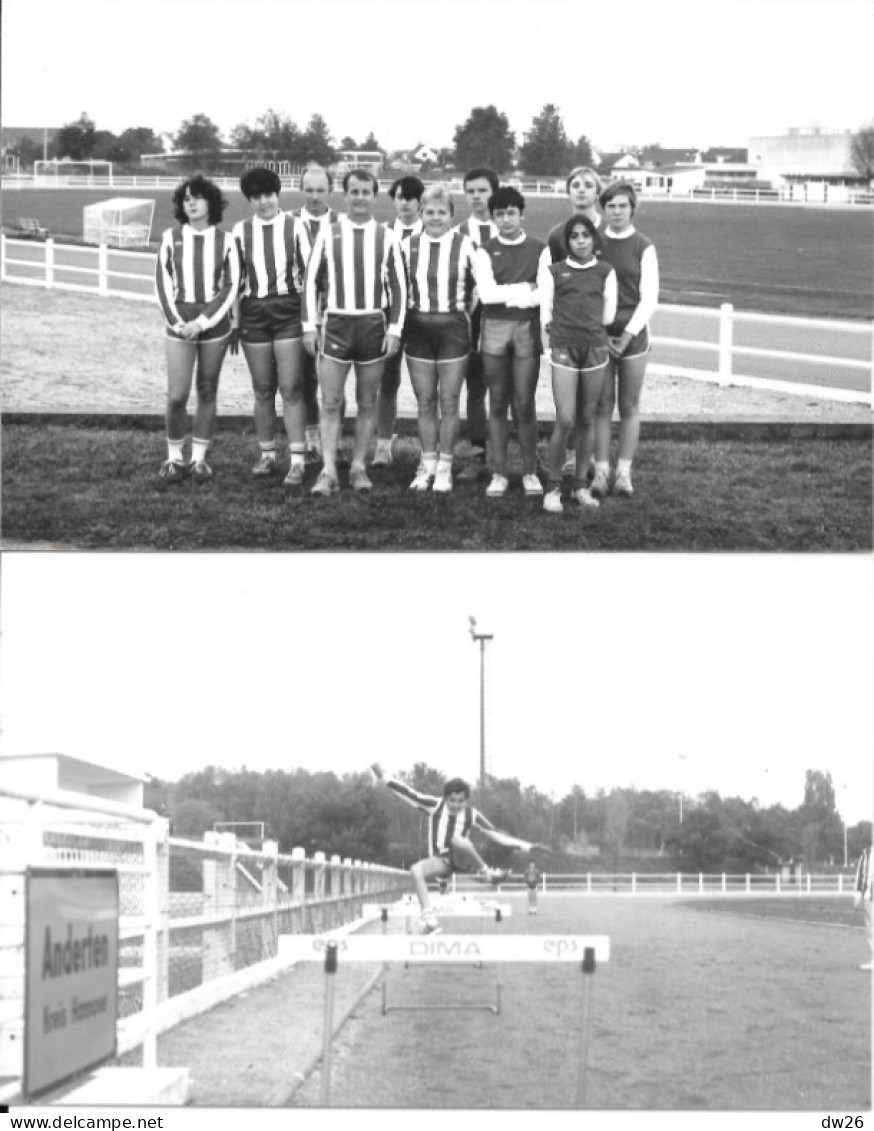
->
[0, 0, 872, 1125]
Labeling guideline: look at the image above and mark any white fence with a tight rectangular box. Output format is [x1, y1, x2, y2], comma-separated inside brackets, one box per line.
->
[0, 784, 409, 1103]
[505, 871, 857, 895]
[3, 235, 871, 404]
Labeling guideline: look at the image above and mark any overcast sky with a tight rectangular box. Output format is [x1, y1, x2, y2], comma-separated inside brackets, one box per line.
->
[2, 554, 871, 826]
[2, 0, 871, 153]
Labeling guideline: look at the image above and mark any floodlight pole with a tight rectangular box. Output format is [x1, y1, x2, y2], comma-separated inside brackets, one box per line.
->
[469, 617, 494, 787]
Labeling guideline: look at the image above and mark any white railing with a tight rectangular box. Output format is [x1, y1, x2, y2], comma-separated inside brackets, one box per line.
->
[511, 871, 856, 895]
[0, 784, 408, 1103]
[3, 235, 870, 404]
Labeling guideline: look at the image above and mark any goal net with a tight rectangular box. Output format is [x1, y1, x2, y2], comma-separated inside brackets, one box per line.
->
[83, 197, 155, 248]
[35, 158, 114, 185]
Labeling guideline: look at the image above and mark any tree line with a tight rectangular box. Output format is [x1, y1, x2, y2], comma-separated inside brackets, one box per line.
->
[144, 763, 869, 874]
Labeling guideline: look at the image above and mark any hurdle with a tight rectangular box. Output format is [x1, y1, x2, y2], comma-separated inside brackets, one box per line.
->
[284, 933, 610, 1107]
[363, 900, 511, 1014]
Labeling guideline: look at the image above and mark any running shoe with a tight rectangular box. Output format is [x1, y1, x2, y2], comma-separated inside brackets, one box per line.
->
[590, 468, 610, 499]
[433, 464, 453, 493]
[252, 454, 277, 478]
[614, 470, 634, 497]
[190, 460, 213, 483]
[522, 473, 543, 497]
[409, 465, 433, 491]
[350, 466, 373, 493]
[310, 470, 339, 497]
[414, 912, 440, 935]
[158, 460, 189, 483]
[574, 486, 600, 509]
[283, 463, 305, 488]
[543, 487, 563, 513]
[486, 474, 509, 498]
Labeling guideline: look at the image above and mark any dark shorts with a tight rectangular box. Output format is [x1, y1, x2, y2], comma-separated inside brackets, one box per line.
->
[550, 344, 610, 372]
[481, 317, 542, 359]
[405, 311, 470, 362]
[166, 301, 231, 343]
[239, 294, 302, 344]
[321, 312, 386, 364]
[607, 323, 651, 360]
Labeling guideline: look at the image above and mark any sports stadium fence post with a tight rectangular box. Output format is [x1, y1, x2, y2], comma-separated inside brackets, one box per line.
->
[718, 303, 733, 386]
[45, 238, 55, 289]
[262, 839, 279, 959]
[576, 946, 596, 1107]
[98, 243, 109, 296]
[320, 941, 338, 1106]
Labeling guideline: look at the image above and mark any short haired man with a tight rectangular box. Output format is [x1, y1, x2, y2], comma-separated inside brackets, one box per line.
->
[303, 170, 407, 495]
[372, 763, 535, 934]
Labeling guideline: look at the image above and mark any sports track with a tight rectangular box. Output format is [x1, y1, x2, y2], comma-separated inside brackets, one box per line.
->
[145, 891, 871, 1110]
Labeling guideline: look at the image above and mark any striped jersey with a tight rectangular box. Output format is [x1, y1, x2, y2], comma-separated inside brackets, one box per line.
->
[293, 206, 341, 247]
[302, 216, 407, 333]
[455, 217, 498, 249]
[232, 212, 310, 302]
[403, 230, 477, 314]
[384, 217, 424, 243]
[598, 227, 659, 335]
[155, 224, 240, 329]
[383, 777, 496, 856]
[856, 848, 873, 901]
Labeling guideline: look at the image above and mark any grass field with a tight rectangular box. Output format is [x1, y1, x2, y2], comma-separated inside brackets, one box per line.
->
[2, 424, 871, 551]
[128, 893, 870, 1110]
[6, 186, 874, 319]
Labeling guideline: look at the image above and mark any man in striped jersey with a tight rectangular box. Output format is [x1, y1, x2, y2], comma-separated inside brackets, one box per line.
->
[454, 167, 499, 481]
[372, 176, 425, 468]
[233, 168, 312, 487]
[302, 169, 407, 495]
[371, 763, 535, 935]
[854, 844, 873, 970]
[293, 164, 342, 460]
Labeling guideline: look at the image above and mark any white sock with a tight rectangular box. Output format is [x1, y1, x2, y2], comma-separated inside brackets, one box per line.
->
[422, 452, 438, 475]
[594, 461, 609, 477]
[259, 441, 277, 460]
[191, 438, 209, 465]
[305, 426, 320, 447]
[436, 454, 452, 470]
[289, 445, 305, 468]
[167, 438, 185, 464]
[617, 458, 632, 476]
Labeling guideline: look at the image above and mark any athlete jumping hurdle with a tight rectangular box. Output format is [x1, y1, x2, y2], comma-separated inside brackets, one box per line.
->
[370, 763, 545, 934]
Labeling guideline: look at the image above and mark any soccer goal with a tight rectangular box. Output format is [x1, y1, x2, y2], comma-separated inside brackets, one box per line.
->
[35, 158, 113, 186]
[82, 197, 155, 248]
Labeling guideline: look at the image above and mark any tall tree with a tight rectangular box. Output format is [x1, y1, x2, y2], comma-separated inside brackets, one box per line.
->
[453, 105, 515, 174]
[849, 123, 874, 180]
[518, 103, 572, 176]
[56, 113, 97, 160]
[569, 134, 595, 169]
[300, 114, 336, 165]
[108, 126, 163, 164]
[361, 131, 383, 153]
[174, 113, 224, 165]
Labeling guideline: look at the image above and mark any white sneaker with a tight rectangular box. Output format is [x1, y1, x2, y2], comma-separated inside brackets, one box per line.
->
[574, 486, 600, 509]
[409, 465, 433, 491]
[614, 469, 634, 497]
[590, 468, 609, 499]
[414, 911, 440, 935]
[433, 463, 453, 493]
[543, 488, 563, 514]
[486, 474, 509, 498]
[522, 473, 543, 497]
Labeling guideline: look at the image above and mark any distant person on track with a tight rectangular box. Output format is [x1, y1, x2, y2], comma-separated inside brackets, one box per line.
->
[524, 859, 542, 914]
[475, 186, 550, 498]
[402, 183, 477, 493]
[854, 844, 873, 970]
[155, 175, 240, 483]
[372, 176, 425, 469]
[453, 167, 499, 482]
[370, 764, 540, 934]
[233, 167, 311, 488]
[302, 169, 407, 495]
[293, 164, 341, 462]
[591, 181, 659, 499]
[539, 214, 617, 513]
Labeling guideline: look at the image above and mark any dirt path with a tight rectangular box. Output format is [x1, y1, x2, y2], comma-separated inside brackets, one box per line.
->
[2, 284, 870, 422]
[144, 893, 870, 1111]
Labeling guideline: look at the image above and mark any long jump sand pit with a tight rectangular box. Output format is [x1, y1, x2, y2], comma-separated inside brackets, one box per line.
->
[286, 893, 870, 1109]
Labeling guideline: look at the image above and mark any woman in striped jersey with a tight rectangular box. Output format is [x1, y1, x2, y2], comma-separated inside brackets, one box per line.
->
[539, 215, 617, 513]
[370, 764, 517, 935]
[233, 167, 311, 487]
[854, 845, 873, 970]
[591, 181, 659, 499]
[155, 176, 240, 483]
[402, 184, 477, 493]
[302, 169, 406, 496]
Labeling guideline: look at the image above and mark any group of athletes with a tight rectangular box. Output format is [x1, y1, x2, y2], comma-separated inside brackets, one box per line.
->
[155, 160, 659, 511]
